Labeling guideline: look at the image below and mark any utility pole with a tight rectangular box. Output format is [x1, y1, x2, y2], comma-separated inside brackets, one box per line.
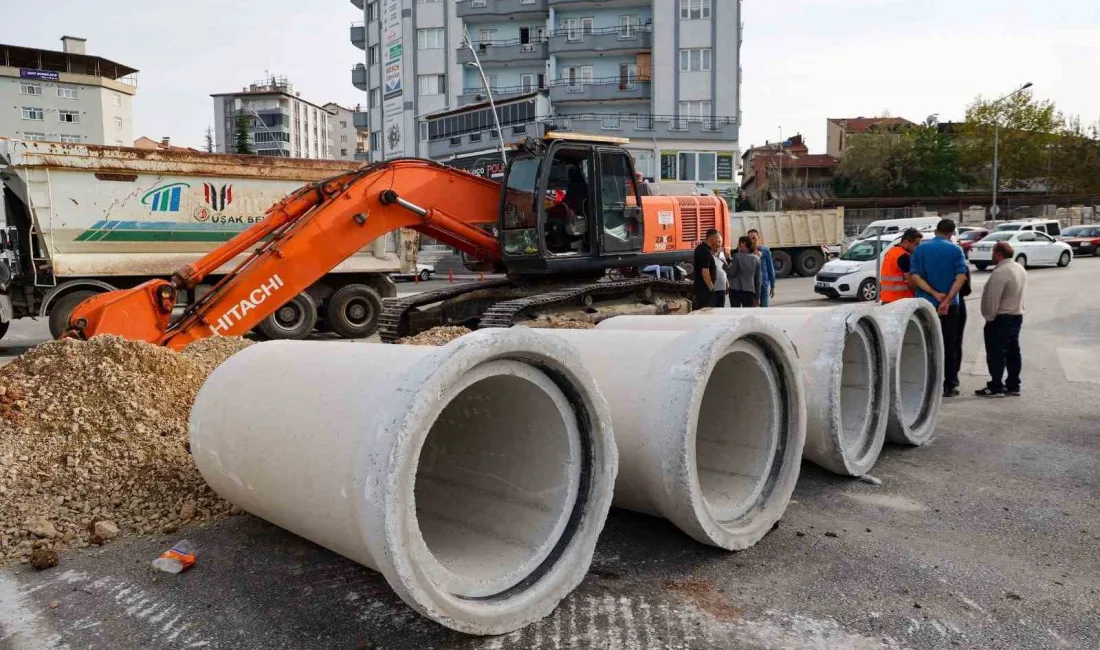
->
[777, 126, 783, 212]
[463, 26, 508, 168]
[990, 82, 1033, 220]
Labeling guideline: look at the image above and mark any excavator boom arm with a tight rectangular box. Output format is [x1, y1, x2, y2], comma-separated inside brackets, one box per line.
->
[69, 160, 504, 349]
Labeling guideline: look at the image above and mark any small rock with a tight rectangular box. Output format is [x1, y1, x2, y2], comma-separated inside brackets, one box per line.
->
[30, 548, 59, 570]
[48, 600, 60, 609]
[179, 502, 196, 521]
[93, 520, 119, 542]
[866, 528, 872, 533]
[824, 531, 839, 538]
[1005, 592, 1023, 601]
[229, 506, 243, 516]
[858, 474, 882, 486]
[26, 517, 58, 539]
[795, 531, 805, 537]
[162, 521, 180, 534]
[913, 602, 923, 609]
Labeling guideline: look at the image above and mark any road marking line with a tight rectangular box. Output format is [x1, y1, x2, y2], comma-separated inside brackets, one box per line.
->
[1057, 347, 1100, 384]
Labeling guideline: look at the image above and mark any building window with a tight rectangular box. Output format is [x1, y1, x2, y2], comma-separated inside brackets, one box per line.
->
[20, 82, 42, 96]
[677, 152, 717, 182]
[417, 28, 444, 50]
[114, 116, 124, 130]
[367, 1, 378, 21]
[113, 93, 122, 107]
[369, 45, 381, 65]
[679, 0, 712, 19]
[57, 85, 78, 99]
[340, 134, 349, 143]
[619, 15, 640, 39]
[60, 134, 82, 144]
[370, 131, 380, 150]
[59, 110, 81, 124]
[340, 148, 349, 156]
[370, 88, 380, 107]
[560, 18, 593, 42]
[601, 115, 621, 130]
[23, 132, 46, 141]
[418, 74, 446, 95]
[21, 107, 45, 121]
[679, 48, 712, 72]
[520, 73, 536, 93]
[678, 101, 712, 119]
[477, 28, 497, 45]
[340, 120, 348, 128]
[419, 122, 429, 141]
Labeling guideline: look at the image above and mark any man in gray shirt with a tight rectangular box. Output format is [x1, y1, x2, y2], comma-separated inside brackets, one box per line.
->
[727, 236, 762, 308]
[976, 241, 1028, 397]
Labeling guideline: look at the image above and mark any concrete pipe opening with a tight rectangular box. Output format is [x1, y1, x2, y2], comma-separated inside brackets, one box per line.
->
[543, 320, 806, 551]
[835, 316, 886, 473]
[874, 299, 944, 446]
[189, 330, 617, 635]
[413, 361, 582, 598]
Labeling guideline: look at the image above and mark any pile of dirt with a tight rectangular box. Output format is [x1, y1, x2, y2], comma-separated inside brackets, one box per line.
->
[398, 326, 472, 346]
[522, 320, 596, 330]
[0, 335, 252, 566]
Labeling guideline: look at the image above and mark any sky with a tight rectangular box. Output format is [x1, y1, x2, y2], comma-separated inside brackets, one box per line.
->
[2, 0, 1098, 157]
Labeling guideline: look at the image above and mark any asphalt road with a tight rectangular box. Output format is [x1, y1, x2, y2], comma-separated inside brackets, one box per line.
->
[2, 260, 1099, 649]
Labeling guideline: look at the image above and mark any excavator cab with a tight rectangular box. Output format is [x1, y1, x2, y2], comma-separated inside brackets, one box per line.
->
[499, 133, 645, 275]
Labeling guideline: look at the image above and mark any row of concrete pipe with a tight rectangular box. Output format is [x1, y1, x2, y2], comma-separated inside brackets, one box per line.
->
[188, 298, 945, 635]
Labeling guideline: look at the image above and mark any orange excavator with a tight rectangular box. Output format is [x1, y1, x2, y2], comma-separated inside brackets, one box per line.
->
[67, 134, 729, 349]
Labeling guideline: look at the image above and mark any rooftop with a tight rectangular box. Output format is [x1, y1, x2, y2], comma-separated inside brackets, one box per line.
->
[0, 39, 138, 81]
[828, 116, 916, 133]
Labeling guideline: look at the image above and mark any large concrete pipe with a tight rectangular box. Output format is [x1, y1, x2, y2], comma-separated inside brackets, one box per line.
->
[531, 318, 805, 551]
[188, 329, 618, 635]
[870, 298, 944, 446]
[599, 308, 888, 477]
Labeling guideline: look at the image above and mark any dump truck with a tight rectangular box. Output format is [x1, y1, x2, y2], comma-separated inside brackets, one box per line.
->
[729, 208, 845, 278]
[0, 139, 413, 340]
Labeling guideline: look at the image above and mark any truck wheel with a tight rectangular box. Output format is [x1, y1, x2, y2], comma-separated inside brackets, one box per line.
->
[48, 290, 97, 340]
[857, 278, 879, 302]
[0, 321, 8, 341]
[772, 250, 793, 279]
[325, 284, 382, 339]
[259, 292, 318, 340]
[795, 249, 826, 276]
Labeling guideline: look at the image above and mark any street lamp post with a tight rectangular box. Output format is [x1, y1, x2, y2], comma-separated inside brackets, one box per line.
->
[245, 106, 289, 157]
[463, 27, 508, 168]
[990, 82, 1033, 220]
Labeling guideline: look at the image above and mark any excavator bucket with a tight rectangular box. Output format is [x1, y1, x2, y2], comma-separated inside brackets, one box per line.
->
[67, 279, 176, 345]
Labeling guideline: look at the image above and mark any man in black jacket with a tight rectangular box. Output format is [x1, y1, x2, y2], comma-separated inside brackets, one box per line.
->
[693, 229, 722, 309]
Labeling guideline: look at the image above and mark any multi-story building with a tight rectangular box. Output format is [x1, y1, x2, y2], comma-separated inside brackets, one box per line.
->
[0, 36, 137, 146]
[212, 77, 331, 159]
[826, 116, 916, 159]
[324, 102, 370, 161]
[349, 0, 741, 194]
[740, 135, 837, 211]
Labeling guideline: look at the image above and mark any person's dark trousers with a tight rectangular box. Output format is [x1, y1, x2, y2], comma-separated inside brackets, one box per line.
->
[692, 291, 710, 311]
[711, 291, 726, 308]
[729, 290, 755, 308]
[955, 299, 967, 378]
[939, 305, 962, 392]
[984, 314, 1023, 393]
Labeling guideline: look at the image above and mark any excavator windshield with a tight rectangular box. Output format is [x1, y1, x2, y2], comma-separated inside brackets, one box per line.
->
[501, 154, 542, 257]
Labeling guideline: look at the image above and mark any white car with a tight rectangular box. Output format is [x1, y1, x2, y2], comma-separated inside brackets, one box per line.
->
[969, 230, 1073, 270]
[815, 230, 946, 302]
[391, 263, 435, 282]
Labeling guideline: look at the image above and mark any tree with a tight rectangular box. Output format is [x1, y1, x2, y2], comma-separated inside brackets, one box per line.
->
[1049, 117, 1100, 194]
[833, 126, 958, 197]
[957, 92, 1064, 191]
[204, 126, 215, 153]
[233, 115, 253, 155]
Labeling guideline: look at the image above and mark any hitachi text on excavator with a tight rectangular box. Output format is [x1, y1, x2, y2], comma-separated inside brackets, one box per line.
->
[66, 134, 730, 348]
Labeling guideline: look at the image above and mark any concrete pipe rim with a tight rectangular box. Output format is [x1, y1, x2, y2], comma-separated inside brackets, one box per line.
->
[897, 309, 937, 434]
[834, 314, 888, 475]
[878, 299, 944, 446]
[356, 328, 617, 634]
[663, 320, 807, 550]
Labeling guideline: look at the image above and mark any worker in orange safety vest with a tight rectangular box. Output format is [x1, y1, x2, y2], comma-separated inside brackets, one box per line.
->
[879, 228, 924, 304]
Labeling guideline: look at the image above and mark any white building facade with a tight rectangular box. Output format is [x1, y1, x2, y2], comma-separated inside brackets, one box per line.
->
[0, 36, 137, 146]
[350, 0, 741, 194]
[324, 102, 369, 161]
[212, 77, 332, 159]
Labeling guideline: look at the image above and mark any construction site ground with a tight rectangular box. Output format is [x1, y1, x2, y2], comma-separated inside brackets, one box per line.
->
[2, 263, 1099, 650]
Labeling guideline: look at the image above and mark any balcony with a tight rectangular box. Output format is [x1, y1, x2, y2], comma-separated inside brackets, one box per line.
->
[456, 0, 548, 20]
[350, 0, 363, 8]
[548, 26, 651, 57]
[548, 77, 651, 103]
[352, 65, 367, 91]
[427, 121, 544, 159]
[457, 39, 548, 67]
[553, 113, 739, 142]
[549, 0, 648, 5]
[350, 23, 365, 50]
[353, 111, 370, 130]
[458, 84, 545, 107]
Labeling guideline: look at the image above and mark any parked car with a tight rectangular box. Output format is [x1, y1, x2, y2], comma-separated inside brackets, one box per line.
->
[391, 263, 434, 282]
[815, 230, 948, 302]
[958, 228, 990, 257]
[969, 231, 1073, 270]
[1057, 225, 1100, 257]
[854, 216, 942, 242]
[991, 218, 1062, 237]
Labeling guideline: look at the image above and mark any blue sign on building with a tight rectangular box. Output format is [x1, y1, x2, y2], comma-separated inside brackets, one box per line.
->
[20, 69, 61, 81]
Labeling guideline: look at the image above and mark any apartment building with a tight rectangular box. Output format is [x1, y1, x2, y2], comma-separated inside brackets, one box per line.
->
[350, 0, 463, 161]
[0, 36, 137, 146]
[349, 0, 741, 192]
[826, 116, 916, 158]
[324, 102, 370, 161]
[212, 77, 331, 158]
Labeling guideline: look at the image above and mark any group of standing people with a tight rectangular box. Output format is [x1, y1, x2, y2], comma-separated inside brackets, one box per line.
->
[882, 219, 1028, 398]
[692, 228, 777, 310]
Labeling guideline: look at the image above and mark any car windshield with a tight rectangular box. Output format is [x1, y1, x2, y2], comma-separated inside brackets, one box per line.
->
[982, 232, 1014, 242]
[959, 230, 986, 241]
[856, 226, 884, 240]
[1062, 226, 1095, 237]
[994, 224, 1022, 231]
[841, 240, 889, 261]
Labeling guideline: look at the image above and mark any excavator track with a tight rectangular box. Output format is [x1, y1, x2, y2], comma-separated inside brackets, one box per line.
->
[478, 278, 692, 330]
[378, 278, 513, 343]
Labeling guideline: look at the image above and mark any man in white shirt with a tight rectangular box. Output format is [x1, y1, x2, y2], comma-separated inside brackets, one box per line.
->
[976, 241, 1028, 397]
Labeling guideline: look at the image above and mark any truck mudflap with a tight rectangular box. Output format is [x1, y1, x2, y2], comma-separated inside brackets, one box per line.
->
[0, 294, 12, 323]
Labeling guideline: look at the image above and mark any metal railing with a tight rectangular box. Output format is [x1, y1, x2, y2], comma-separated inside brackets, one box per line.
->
[557, 112, 737, 132]
[547, 24, 652, 40]
[548, 75, 651, 91]
[461, 83, 546, 96]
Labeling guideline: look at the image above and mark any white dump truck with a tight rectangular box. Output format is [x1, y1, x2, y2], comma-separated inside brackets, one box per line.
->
[729, 208, 845, 278]
[0, 139, 413, 340]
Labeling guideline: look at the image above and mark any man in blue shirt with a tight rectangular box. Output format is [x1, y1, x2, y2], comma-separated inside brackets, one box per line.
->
[909, 219, 969, 397]
[748, 229, 777, 306]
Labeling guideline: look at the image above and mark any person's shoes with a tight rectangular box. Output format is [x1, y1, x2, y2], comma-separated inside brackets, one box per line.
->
[944, 388, 961, 398]
[1005, 388, 1021, 397]
[974, 387, 1005, 398]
